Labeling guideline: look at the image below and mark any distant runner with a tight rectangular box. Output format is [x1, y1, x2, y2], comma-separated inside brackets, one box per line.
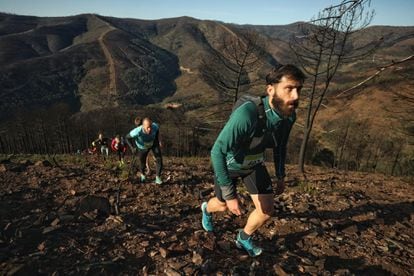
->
[201, 64, 305, 257]
[126, 117, 163, 184]
[111, 135, 127, 165]
[92, 133, 110, 160]
[134, 117, 151, 174]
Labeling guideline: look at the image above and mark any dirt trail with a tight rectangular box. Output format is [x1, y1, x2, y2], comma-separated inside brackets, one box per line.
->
[58, 15, 118, 98]
[93, 15, 117, 98]
[0, 28, 35, 38]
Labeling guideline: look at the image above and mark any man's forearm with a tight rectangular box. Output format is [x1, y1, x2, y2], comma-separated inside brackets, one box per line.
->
[211, 150, 236, 199]
[125, 134, 135, 151]
[220, 184, 237, 200]
[273, 146, 287, 179]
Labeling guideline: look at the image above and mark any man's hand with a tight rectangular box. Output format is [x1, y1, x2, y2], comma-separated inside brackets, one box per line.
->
[275, 179, 285, 195]
[226, 198, 242, 216]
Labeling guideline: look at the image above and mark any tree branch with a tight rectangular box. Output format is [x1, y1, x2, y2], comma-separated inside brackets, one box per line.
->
[335, 55, 414, 97]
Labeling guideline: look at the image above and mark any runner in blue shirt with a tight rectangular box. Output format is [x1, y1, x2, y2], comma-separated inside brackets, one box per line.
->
[126, 117, 163, 184]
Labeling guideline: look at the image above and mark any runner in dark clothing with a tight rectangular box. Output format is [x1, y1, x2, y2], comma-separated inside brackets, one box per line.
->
[111, 135, 127, 165]
[92, 133, 110, 160]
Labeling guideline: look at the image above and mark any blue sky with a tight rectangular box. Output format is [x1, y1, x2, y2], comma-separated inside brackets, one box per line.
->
[0, 0, 413, 26]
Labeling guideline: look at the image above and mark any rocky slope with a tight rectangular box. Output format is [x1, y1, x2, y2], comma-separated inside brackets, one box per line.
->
[1, 155, 413, 275]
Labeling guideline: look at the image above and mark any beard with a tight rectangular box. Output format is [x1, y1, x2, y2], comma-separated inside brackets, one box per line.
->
[272, 95, 299, 117]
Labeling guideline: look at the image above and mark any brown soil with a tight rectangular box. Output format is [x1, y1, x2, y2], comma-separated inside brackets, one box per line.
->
[1, 155, 413, 275]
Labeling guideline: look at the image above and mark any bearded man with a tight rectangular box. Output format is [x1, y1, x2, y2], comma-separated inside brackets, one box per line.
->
[201, 64, 305, 257]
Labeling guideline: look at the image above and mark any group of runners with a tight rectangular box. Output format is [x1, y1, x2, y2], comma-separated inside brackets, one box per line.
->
[91, 64, 305, 257]
[91, 117, 164, 185]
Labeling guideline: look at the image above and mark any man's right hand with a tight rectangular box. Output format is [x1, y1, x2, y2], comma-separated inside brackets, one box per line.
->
[226, 198, 242, 216]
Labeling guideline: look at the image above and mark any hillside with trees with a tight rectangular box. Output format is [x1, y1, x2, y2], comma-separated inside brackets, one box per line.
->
[1, 10, 413, 176]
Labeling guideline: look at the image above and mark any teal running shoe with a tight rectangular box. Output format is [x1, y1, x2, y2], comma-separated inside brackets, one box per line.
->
[155, 176, 163, 185]
[235, 230, 263, 257]
[140, 174, 146, 183]
[201, 202, 214, 232]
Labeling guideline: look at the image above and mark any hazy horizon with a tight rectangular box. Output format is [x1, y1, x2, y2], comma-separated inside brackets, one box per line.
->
[1, 0, 413, 27]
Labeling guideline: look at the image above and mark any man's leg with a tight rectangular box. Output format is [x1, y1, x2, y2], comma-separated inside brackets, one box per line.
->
[236, 165, 273, 256]
[235, 194, 272, 257]
[138, 149, 150, 182]
[201, 176, 236, 231]
[100, 146, 106, 160]
[120, 150, 125, 164]
[244, 194, 273, 235]
[145, 154, 151, 174]
[201, 197, 227, 232]
[151, 142, 163, 184]
[152, 144, 163, 177]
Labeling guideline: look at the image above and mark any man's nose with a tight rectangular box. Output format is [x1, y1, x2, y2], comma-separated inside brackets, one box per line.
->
[291, 89, 299, 101]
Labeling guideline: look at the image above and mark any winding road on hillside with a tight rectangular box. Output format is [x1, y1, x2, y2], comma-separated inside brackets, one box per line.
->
[94, 15, 118, 99]
[0, 28, 35, 38]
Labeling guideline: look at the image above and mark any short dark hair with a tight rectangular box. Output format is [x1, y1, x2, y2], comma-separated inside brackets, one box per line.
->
[266, 64, 306, 85]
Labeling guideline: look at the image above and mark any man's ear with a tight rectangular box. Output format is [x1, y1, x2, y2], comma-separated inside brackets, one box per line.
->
[266, 84, 274, 96]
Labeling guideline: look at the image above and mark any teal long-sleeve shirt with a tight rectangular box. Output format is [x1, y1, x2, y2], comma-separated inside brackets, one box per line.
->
[211, 95, 295, 192]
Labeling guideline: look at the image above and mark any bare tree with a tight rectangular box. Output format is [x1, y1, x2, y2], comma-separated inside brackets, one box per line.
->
[332, 54, 414, 175]
[290, 0, 379, 174]
[200, 29, 267, 104]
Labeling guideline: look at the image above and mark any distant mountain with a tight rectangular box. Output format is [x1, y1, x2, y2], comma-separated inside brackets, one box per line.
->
[0, 13, 413, 121]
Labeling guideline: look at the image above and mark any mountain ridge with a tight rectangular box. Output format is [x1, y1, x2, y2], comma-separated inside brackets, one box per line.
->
[0, 13, 413, 132]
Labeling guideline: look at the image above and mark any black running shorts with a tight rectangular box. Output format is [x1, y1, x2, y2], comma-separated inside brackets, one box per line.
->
[214, 164, 273, 202]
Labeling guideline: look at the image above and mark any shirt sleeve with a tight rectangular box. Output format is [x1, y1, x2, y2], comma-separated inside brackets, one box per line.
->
[129, 126, 141, 138]
[273, 115, 295, 179]
[111, 139, 116, 151]
[211, 102, 256, 187]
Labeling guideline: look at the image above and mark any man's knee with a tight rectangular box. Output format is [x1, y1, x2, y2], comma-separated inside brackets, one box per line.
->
[262, 204, 274, 216]
[254, 195, 274, 219]
[261, 208, 273, 219]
